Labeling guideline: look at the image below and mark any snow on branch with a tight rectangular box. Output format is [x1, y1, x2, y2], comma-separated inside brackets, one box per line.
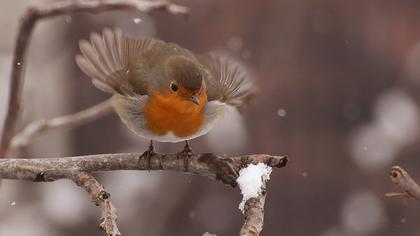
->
[237, 163, 272, 212]
[237, 163, 272, 236]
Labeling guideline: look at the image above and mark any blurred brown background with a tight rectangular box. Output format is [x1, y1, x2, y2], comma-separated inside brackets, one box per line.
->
[1, 0, 420, 235]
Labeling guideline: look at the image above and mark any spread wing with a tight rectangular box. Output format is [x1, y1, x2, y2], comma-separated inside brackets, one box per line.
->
[199, 55, 257, 108]
[75, 28, 165, 96]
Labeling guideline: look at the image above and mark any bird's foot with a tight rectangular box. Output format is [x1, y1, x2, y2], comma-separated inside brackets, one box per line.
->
[178, 140, 193, 172]
[180, 140, 193, 156]
[139, 140, 156, 169]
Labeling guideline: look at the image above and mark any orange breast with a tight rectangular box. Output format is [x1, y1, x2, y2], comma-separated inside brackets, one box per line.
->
[143, 89, 207, 138]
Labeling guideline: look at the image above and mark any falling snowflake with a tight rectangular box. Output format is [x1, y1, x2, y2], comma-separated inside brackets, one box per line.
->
[277, 109, 287, 117]
[133, 18, 142, 24]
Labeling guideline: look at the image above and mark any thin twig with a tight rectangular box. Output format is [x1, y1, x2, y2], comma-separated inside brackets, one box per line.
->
[71, 173, 120, 236]
[386, 165, 420, 201]
[240, 183, 267, 236]
[0, 152, 287, 235]
[384, 192, 410, 198]
[10, 99, 113, 153]
[0, 0, 189, 157]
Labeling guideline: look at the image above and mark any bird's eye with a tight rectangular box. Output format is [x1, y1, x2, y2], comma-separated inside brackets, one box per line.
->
[170, 82, 178, 92]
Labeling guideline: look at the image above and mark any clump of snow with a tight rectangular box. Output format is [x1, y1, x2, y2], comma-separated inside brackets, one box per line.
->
[237, 163, 272, 212]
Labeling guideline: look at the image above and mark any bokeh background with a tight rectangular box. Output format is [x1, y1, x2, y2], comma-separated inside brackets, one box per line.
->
[1, 0, 420, 235]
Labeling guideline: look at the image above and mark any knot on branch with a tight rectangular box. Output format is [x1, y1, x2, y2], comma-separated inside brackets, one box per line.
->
[71, 173, 120, 236]
[386, 165, 420, 201]
[99, 190, 111, 200]
[33, 172, 46, 182]
[198, 154, 288, 187]
[33, 171, 58, 182]
[389, 166, 404, 184]
[198, 153, 239, 187]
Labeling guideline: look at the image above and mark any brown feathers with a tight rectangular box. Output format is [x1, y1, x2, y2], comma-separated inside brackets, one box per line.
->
[164, 56, 204, 92]
[199, 55, 256, 108]
[76, 28, 163, 96]
[76, 28, 256, 109]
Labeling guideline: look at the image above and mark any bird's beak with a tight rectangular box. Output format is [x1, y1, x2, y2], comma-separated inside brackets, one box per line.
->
[187, 96, 200, 105]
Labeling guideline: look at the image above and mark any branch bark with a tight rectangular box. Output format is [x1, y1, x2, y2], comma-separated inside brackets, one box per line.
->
[71, 173, 120, 236]
[10, 99, 113, 153]
[0, 152, 287, 235]
[240, 183, 266, 236]
[0, 0, 189, 157]
[386, 165, 420, 201]
[0, 152, 287, 186]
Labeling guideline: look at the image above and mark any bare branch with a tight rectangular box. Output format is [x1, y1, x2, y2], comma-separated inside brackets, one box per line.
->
[0, 151, 287, 235]
[71, 173, 120, 236]
[386, 165, 420, 201]
[0, 152, 287, 187]
[0, 0, 189, 157]
[10, 99, 113, 153]
[240, 183, 266, 236]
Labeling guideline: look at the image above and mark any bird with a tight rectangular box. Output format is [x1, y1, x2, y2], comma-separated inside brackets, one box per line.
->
[75, 28, 255, 154]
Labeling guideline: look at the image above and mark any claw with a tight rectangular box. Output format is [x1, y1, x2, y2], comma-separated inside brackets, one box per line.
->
[139, 140, 156, 169]
[179, 140, 193, 172]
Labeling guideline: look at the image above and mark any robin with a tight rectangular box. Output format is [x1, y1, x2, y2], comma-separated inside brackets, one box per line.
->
[76, 28, 255, 154]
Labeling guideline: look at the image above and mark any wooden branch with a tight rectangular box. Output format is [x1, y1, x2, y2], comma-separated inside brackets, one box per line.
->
[386, 165, 420, 201]
[0, 0, 189, 158]
[0, 153, 287, 186]
[0, 152, 287, 235]
[71, 173, 120, 236]
[10, 99, 113, 153]
[240, 183, 266, 236]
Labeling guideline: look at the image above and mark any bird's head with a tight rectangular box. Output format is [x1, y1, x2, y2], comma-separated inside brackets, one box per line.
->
[149, 56, 207, 114]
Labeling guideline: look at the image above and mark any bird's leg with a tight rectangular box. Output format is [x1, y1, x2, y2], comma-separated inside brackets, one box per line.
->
[148, 140, 155, 153]
[178, 140, 193, 172]
[181, 140, 193, 155]
[139, 140, 156, 169]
